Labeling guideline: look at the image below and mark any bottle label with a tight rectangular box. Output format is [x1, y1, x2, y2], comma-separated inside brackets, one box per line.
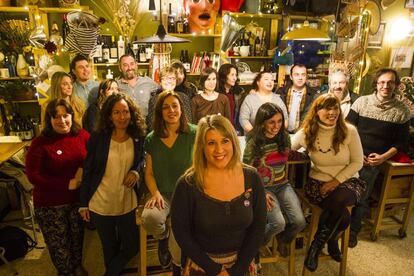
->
[118, 45, 125, 57]
[110, 48, 118, 58]
[103, 49, 110, 60]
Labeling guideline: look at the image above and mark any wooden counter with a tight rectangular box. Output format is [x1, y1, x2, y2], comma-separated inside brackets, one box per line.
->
[0, 142, 29, 164]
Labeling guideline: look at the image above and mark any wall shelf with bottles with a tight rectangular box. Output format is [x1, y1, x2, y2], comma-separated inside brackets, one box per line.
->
[169, 33, 221, 38]
[225, 12, 282, 20]
[226, 56, 273, 59]
[94, 63, 150, 66]
[5, 100, 39, 104]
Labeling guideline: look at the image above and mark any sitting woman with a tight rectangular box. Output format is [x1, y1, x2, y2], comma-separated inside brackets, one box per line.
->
[146, 66, 192, 130]
[243, 103, 306, 257]
[239, 71, 288, 134]
[83, 79, 119, 132]
[171, 114, 266, 275]
[192, 67, 231, 123]
[26, 99, 89, 276]
[79, 93, 146, 276]
[291, 94, 365, 272]
[143, 90, 197, 272]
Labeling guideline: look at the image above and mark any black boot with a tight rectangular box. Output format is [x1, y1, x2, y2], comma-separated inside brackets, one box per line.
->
[158, 238, 172, 268]
[327, 231, 342, 262]
[304, 224, 334, 272]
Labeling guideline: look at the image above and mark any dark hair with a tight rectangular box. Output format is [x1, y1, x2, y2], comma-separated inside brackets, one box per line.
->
[96, 93, 146, 138]
[69, 54, 89, 80]
[119, 54, 136, 64]
[42, 98, 81, 137]
[290, 64, 307, 75]
[248, 102, 289, 157]
[97, 79, 118, 108]
[302, 94, 348, 154]
[218, 63, 240, 94]
[199, 67, 218, 91]
[171, 61, 187, 84]
[252, 71, 273, 91]
[372, 68, 400, 92]
[153, 90, 189, 138]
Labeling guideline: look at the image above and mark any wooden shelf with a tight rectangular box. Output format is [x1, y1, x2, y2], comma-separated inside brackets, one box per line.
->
[169, 33, 221, 38]
[224, 12, 281, 20]
[0, 6, 29, 12]
[6, 100, 38, 103]
[0, 77, 35, 81]
[39, 6, 90, 13]
[226, 56, 273, 59]
[0, 141, 29, 164]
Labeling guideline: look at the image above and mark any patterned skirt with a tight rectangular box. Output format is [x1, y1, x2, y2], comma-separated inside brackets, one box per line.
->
[182, 251, 257, 276]
[304, 177, 367, 205]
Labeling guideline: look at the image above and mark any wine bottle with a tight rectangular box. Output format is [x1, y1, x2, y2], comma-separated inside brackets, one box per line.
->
[180, 50, 185, 63]
[183, 16, 189, 34]
[139, 45, 146, 63]
[254, 33, 261, 56]
[93, 35, 103, 63]
[61, 14, 69, 44]
[102, 36, 110, 63]
[168, 3, 176, 33]
[183, 50, 191, 73]
[110, 36, 118, 63]
[176, 13, 183, 34]
[118, 35, 125, 57]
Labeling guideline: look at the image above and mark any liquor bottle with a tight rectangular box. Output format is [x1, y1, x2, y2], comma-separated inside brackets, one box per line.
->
[126, 42, 134, 56]
[167, 3, 176, 33]
[183, 50, 191, 72]
[117, 35, 125, 57]
[102, 36, 110, 63]
[93, 36, 103, 63]
[183, 16, 189, 34]
[139, 45, 146, 63]
[180, 50, 185, 63]
[110, 36, 118, 62]
[61, 14, 70, 44]
[145, 45, 152, 61]
[261, 31, 268, 56]
[132, 36, 139, 61]
[254, 33, 261, 56]
[106, 69, 113, 79]
[176, 13, 183, 34]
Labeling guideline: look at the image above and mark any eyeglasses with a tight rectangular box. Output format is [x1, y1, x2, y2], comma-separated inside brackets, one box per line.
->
[191, 0, 216, 4]
[377, 81, 396, 87]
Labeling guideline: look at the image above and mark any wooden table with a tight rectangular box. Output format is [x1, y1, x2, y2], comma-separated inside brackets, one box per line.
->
[0, 141, 29, 164]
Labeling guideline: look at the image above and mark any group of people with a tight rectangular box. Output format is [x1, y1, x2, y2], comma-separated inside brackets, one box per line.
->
[25, 52, 411, 276]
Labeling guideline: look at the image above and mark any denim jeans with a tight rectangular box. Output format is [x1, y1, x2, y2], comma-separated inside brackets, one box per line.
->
[350, 165, 381, 234]
[264, 183, 306, 244]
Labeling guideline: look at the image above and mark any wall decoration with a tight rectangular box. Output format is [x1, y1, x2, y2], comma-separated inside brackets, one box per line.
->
[368, 22, 386, 48]
[389, 47, 414, 68]
[184, 0, 221, 34]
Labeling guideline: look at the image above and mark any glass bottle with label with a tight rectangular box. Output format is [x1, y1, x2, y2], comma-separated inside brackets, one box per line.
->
[110, 36, 118, 63]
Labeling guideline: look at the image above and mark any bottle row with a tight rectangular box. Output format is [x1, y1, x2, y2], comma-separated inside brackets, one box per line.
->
[6, 113, 38, 141]
[229, 29, 268, 57]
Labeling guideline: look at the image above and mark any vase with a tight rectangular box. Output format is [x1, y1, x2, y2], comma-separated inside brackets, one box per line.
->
[16, 54, 29, 77]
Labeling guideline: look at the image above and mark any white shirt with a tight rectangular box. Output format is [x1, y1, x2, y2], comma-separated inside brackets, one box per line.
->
[288, 89, 304, 132]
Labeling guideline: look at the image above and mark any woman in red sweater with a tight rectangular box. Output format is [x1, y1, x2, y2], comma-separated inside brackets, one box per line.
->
[26, 99, 90, 276]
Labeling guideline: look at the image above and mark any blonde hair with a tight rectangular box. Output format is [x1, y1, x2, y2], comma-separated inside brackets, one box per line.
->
[184, 115, 241, 190]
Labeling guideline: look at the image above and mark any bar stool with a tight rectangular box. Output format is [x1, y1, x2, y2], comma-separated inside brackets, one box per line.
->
[368, 161, 414, 241]
[297, 190, 353, 276]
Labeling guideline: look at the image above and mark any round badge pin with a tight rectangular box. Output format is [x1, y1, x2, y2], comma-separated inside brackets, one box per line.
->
[57, 150, 62, 155]
[244, 200, 250, 207]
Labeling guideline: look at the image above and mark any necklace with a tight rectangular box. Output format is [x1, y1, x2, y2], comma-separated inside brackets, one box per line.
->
[316, 137, 333, 153]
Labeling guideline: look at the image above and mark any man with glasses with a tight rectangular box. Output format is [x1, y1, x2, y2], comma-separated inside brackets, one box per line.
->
[347, 68, 410, 247]
[277, 64, 318, 133]
[117, 54, 159, 120]
[327, 69, 358, 117]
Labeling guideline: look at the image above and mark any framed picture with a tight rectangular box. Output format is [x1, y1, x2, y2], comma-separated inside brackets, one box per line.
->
[368, 22, 386, 48]
[389, 47, 414, 68]
[406, 0, 414, 8]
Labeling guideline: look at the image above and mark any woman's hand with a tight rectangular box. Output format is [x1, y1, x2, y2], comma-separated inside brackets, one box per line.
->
[145, 191, 165, 210]
[79, 209, 90, 222]
[367, 153, 385, 166]
[265, 192, 276, 212]
[320, 179, 340, 196]
[68, 178, 81, 190]
[123, 171, 139, 188]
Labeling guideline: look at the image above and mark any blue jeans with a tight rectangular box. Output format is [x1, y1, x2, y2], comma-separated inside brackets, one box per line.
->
[350, 165, 381, 234]
[264, 183, 306, 244]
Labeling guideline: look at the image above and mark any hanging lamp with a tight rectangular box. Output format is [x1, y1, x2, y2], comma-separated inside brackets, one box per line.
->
[281, 0, 330, 41]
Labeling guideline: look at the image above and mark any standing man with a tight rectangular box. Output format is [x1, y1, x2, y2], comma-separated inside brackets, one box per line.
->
[117, 54, 159, 120]
[277, 64, 318, 133]
[327, 69, 358, 117]
[347, 68, 410, 247]
[70, 54, 99, 107]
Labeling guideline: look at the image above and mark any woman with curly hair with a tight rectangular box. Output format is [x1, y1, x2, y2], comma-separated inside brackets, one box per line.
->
[79, 93, 146, 276]
[291, 94, 365, 272]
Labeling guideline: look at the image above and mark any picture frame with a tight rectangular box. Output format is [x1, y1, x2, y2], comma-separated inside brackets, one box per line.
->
[406, 0, 414, 9]
[389, 47, 414, 69]
[368, 22, 386, 48]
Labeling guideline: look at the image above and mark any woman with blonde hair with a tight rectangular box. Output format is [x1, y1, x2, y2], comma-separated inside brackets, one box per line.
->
[42, 71, 85, 127]
[291, 94, 365, 272]
[171, 114, 266, 275]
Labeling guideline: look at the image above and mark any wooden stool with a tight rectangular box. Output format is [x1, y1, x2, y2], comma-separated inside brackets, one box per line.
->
[368, 161, 414, 241]
[259, 234, 301, 276]
[135, 205, 171, 276]
[297, 190, 353, 276]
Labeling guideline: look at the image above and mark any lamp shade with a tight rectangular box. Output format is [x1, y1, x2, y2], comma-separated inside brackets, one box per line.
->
[281, 21, 330, 41]
[134, 24, 190, 44]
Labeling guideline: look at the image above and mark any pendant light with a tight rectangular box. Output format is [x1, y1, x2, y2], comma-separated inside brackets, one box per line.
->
[281, 0, 330, 41]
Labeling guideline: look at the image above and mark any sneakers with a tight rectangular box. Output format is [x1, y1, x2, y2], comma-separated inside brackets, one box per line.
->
[158, 238, 172, 268]
[348, 231, 358, 248]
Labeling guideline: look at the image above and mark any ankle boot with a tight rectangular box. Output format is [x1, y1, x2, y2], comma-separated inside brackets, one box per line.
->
[327, 231, 342, 262]
[158, 238, 172, 268]
[304, 224, 334, 272]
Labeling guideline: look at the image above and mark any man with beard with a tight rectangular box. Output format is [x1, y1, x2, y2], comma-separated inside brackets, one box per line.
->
[70, 54, 99, 107]
[277, 64, 318, 133]
[184, 0, 220, 33]
[327, 69, 358, 117]
[117, 54, 159, 120]
[347, 68, 410, 248]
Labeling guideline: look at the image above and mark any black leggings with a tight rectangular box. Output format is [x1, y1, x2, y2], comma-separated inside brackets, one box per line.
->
[319, 187, 357, 231]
